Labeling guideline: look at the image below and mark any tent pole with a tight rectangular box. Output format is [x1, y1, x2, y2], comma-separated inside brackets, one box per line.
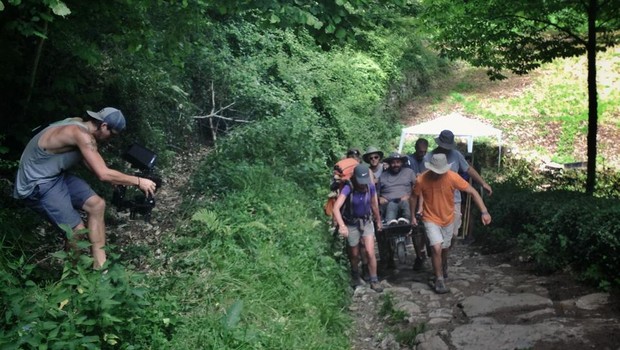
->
[398, 130, 407, 153]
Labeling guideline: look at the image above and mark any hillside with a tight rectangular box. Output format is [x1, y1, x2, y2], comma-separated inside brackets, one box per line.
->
[401, 47, 620, 168]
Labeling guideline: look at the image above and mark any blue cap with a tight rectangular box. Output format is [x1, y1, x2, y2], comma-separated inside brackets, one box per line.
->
[87, 107, 126, 133]
[353, 164, 371, 185]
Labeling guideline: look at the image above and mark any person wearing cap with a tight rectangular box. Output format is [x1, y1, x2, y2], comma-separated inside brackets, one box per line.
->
[362, 146, 384, 182]
[13, 107, 158, 269]
[413, 153, 492, 294]
[332, 163, 383, 292]
[346, 147, 361, 163]
[424, 129, 493, 275]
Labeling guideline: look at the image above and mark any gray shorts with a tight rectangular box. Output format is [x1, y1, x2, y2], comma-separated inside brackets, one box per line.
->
[346, 219, 375, 247]
[23, 174, 96, 229]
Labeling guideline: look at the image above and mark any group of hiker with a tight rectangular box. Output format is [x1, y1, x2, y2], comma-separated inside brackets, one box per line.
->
[328, 129, 492, 294]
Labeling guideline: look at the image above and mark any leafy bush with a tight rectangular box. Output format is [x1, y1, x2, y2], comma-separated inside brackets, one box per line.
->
[164, 162, 350, 349]
[0, 229, 176, 349]
[477, 171, 620, 289]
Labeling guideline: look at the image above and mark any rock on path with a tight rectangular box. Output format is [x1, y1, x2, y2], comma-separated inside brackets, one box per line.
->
[348, 240, 620, 350]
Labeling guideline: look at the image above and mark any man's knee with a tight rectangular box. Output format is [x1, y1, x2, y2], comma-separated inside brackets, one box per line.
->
[83, 195, 106, 214]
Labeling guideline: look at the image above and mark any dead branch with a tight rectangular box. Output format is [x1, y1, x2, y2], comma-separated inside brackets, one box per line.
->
[191, 82, 250, 142]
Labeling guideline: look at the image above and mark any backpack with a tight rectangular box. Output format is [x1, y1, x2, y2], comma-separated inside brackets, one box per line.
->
[324, 158, 359, 216]
[333, 158, 358, 181]
[324, 179, 371, 224]
[339, 182, 371, 224]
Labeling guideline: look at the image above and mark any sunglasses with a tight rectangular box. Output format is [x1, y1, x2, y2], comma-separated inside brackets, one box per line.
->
[369, 155, 381, 160]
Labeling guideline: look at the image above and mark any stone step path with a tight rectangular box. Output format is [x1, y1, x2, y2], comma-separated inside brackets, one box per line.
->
[349, 240, 620, 350]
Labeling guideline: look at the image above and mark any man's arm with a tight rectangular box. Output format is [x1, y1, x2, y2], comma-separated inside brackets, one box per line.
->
[462, 185, 491, 225]
[371, 189, 382, 232]
[466, 166, 492, 196]
[74, 127, 157, 196]
[377, 178, 388, 205]
[409, 190, 418, 226]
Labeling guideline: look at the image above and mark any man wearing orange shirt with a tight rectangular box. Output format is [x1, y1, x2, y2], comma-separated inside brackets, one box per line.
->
[413, 154, 491, 294]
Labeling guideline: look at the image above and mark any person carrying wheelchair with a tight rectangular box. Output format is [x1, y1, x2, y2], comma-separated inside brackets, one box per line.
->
[332, 163, 383, 292]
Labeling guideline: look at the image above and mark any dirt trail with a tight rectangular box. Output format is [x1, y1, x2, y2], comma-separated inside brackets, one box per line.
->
[348, 240, 620, 350]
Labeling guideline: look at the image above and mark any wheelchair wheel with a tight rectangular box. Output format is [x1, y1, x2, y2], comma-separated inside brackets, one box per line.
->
[396, 241, 406, 264]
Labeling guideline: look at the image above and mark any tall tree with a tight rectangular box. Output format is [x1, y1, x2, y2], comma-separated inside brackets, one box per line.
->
[421, 0, 620, 194]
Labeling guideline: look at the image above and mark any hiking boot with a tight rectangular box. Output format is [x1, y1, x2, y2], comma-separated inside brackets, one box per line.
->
[352, 278, 364, 288]
[413, 257, 426, 271]
[370, 282, 384, 293]
[351, 270, 362, 286]
[434, 279, 450, 294]
[361, 264, 370, 282]
[397, 217, 410, 225]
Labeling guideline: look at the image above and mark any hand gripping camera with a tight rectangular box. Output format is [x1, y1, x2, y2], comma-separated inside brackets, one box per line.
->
[112, 144, 162, 222]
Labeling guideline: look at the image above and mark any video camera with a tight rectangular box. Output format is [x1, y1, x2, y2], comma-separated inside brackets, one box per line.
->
[112, 144, 162, 222]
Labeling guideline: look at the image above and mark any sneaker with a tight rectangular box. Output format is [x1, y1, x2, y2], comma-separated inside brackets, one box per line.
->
[370, 282, 384, 293]
[434, 279, 450, 294]
[387, 219, 398, 226]
[397, 217, 410, 225]
[413, 257, 425, 271]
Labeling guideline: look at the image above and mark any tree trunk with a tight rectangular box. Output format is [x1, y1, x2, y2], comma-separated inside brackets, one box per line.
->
[585, 0, 598, 194]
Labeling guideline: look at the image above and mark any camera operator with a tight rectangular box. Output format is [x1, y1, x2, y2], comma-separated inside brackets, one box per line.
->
[13, 107, 157, 269]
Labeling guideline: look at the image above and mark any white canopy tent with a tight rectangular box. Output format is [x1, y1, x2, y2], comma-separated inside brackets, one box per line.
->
[397, 112, 503, 167]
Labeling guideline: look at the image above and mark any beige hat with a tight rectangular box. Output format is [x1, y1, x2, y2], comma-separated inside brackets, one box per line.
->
[424, 153, 453, 174]
[362, 146, 384, 163]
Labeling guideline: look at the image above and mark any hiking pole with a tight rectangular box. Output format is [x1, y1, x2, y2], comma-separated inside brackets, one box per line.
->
[462, 177, 473, 239]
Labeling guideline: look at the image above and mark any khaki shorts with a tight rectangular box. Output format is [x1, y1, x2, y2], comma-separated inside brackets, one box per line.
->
[424, 220, 455, 249]
[346, 219, 375, 247]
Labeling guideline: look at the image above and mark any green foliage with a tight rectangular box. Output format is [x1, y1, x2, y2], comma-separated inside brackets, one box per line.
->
[0, 0, 71, 38]
[418, 48, 619, 167]
[421, 0, 619, 79]
[421, 0, 620, 193]
[476, 166, 620, 288]
[378, 294, 426, 346]
[0, 134, 18, 173]
[395, 323, 427, 347]
[163, 165, 351, 348]
[496, 153, 620, 196]
[165, 20, 439, 345]
[0, 232, 176, 349]
[0, 2, 448, 348]
[379, 293, 407, 323]
[201, 0, 413, 44]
